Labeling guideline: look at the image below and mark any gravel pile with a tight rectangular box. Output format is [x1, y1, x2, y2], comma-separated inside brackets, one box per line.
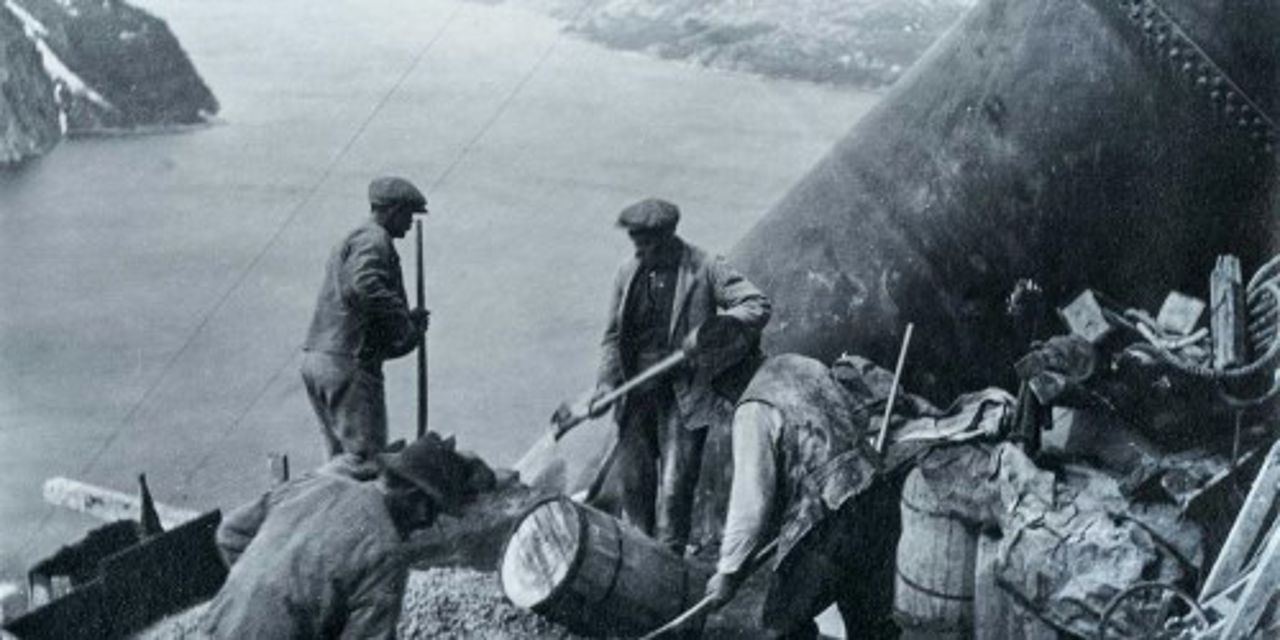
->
[130, 568, 577, 640]
[399, 568, 581, 639]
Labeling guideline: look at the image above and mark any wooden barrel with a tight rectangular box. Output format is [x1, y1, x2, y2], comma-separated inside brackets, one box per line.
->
[973, 532, 1056, 640]
[894, 467, 977, 638]
[500, 496, 711, 637]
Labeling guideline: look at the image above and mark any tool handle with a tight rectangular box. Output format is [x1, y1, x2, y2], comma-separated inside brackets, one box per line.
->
[640, 539, 779, 640]
[416, 219, 428, 439]
[874, 323, 914, 454]
[588, 351, 687, 414]
[552, 351, 688, 440]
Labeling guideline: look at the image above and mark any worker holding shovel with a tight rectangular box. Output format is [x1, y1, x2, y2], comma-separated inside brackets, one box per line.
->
[554, 198, 770, 555]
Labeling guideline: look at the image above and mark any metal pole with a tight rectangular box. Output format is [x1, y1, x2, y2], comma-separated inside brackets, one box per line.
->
[416, 218, 428, 439]
[875, 323, 913, 454]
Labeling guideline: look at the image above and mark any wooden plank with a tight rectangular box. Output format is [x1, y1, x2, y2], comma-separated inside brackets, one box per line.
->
[1202, 440, 1280, 597]
[1218, 518, 1280, 639]
[1212, 255, 1247, 369]
[42, 477, 198, 531]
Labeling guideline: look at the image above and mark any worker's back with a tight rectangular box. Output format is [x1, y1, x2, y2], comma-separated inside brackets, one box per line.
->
[203, 472, 405, 639]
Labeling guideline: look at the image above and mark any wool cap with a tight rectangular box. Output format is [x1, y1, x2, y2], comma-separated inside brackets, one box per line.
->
[617, 198, 680, 231]
[368, 176, 427, 212]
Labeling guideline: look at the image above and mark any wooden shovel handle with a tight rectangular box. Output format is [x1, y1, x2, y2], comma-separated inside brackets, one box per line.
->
[589, 351, 687, 414]
[555, 351, 688, 439]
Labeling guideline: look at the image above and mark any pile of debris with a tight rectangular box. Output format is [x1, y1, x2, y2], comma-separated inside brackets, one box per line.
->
[885, 253, 1280, 638]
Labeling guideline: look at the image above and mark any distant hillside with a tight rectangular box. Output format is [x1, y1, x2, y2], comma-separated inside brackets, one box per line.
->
[0, 0, 218, 166]
[512, 0, 977, 86]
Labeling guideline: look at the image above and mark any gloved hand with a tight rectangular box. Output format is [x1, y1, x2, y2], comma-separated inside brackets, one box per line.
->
[703, 571, 742, 611]
[410, 308, 431, 333]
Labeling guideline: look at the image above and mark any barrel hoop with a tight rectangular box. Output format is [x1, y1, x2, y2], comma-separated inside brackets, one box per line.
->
[894, 567, 974, 602]
[588, 509, 627, 607]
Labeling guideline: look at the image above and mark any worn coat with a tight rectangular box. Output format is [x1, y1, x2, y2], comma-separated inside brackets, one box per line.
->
[734, 354, 879, 567]
[303, 221, 419, 367]
[597, 240, 772, 429]
[202, 467, 406, 640]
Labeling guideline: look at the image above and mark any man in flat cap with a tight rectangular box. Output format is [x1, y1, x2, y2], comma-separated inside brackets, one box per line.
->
[204, 434, 478, 639]
[568, 197, 771, 554]
[301, 176, 431, 460]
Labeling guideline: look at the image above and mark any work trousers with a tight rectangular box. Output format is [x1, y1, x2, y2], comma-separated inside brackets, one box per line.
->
[614, 384, 707, 554]
[762, 489, 901, 639]
[300, 351, 387, 460]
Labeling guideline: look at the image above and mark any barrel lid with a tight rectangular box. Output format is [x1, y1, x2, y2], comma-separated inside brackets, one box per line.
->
[500, 496, 586, 609]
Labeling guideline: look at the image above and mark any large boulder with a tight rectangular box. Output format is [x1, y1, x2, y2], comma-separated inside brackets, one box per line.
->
[0, 5, 59, 164]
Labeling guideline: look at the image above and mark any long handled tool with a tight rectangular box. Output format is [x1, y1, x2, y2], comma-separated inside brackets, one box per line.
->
[551, 350, 687, 440]
[874, 323, 914, 454]
[639, 538, 780, 640]
[576, 435, 621, 504]
[415, 218, 428, 439]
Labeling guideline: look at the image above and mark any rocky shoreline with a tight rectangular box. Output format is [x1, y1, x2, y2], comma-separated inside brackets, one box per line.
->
[499, 0, 975, 88]
[0, 0, 217, 166]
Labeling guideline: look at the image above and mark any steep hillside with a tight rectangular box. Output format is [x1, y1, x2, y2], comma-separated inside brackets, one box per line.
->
[0, 0, 217, 165]
[0, 4, 59, 164]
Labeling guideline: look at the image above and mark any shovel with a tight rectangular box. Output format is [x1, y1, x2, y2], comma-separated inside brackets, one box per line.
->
[550, 350, 687, 441]
[550, 314, 753, 440]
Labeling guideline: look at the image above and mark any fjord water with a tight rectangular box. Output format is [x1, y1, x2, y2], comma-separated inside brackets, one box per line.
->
[0, 0, 878, 577]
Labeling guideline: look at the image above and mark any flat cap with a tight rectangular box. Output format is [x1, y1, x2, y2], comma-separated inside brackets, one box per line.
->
[617, 198, 680, 231]
[368, 176, 427, 211]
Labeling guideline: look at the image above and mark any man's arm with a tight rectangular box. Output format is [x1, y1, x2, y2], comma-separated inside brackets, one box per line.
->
[216, 493, 271, 567]
[706, 401, 781, 609]
[344, 233, 421, 359]
[708, 256, 771, 333]
[717, 401, 780, 575]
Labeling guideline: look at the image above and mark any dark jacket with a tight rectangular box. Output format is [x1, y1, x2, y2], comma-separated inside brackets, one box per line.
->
[597, 240, 771, 429]
[736, 354, 879, 567]
[204, 465, 405, 640]
[303, 221, 419, 367]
